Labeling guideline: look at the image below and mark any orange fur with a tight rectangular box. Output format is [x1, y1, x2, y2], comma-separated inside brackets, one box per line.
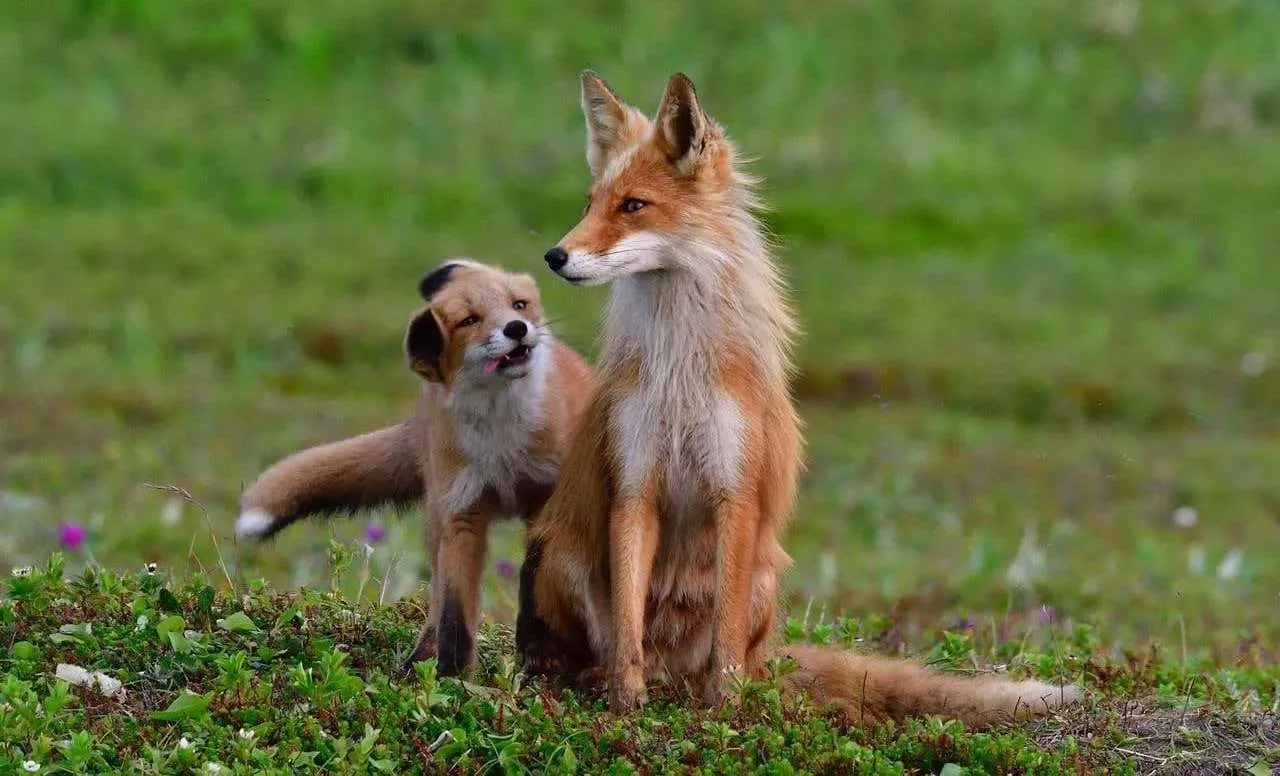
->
[237, 260, 594, 675]
[516, 72, 1081, 727]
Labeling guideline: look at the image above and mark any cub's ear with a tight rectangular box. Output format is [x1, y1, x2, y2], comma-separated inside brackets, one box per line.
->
[405, 308, 446, 383]
[418, 262, 461, 302]
[580, 69, 648, 177]
[654, 72, 709, 176]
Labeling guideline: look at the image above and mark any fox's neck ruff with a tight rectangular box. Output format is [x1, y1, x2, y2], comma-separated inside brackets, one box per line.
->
[601, 178, 795, 394]
[444, 339, 552, 441]
[436, 340, 558, 516]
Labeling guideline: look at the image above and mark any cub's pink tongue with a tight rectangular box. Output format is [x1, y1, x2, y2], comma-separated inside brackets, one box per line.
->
[483, 357, 502, 374]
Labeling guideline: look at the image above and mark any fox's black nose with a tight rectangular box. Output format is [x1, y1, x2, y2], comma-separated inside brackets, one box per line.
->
[503, 320, 529, 341]
[544, 246, 568, 272]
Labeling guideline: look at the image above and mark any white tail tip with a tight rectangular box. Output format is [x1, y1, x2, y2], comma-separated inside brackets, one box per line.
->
[235, 508, 276, 540]
[1002, 680, 1082, 720]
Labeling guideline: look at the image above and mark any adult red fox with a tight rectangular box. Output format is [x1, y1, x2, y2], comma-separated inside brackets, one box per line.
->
[515, 71, 1080, 728]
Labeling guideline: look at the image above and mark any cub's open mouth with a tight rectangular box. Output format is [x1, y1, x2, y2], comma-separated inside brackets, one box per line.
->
[484, 345, 533, 374]
[501, 344, 532, 367]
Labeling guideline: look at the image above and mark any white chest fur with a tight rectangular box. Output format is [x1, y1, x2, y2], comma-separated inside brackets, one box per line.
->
[441, 347, 559, 517]
[605, 275, 747, 521]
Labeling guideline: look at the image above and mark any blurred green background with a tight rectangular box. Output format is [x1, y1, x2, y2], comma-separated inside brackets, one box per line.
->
[2, 0, 1277, 658]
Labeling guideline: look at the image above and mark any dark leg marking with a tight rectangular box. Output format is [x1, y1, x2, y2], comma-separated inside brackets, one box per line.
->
[436, 590, 472, 677]
[401, 623, 438, 675]
[515, 539, 593, 681]
[515, 539, 554, 674]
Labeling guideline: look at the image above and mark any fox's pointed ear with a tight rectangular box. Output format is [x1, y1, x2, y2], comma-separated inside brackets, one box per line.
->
[581, 70, 636, 177]
[654, 72, 708, 176]
[405, 308, 446, 383]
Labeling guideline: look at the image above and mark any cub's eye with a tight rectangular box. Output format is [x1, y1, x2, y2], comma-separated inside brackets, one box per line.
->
[618, 198, 648, 214]
[513, 300, 528, 311]
[457, 315, 479, 328]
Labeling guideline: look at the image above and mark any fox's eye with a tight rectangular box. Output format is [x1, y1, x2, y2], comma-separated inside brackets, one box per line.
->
[513, 300, 527, 311]
[457, 315, 479, 328]
[618, 198, 648, 214]
[582, 194, 592, 215]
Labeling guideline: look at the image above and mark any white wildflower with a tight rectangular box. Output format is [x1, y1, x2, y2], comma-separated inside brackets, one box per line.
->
[161, 497, 183, 525]
[1172, 506, 1198, 528]
[238, 728, 256, 741]
[136, 614, 149, 631]
[144, 562, 158, 575]
[1005, 526, 1046, 588]
[12, 566, 33, 578]
[22, 761, 39, 772]
[818, 551, 836, 593]
[1241, 351, 1267, 377]
[179, 737, 192, 750]
[1188, 545, 1205, 574]
[1217, 548, 1244, 581]
[205, 764, 222, 774]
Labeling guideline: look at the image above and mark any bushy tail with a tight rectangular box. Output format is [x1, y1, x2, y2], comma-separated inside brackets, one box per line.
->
[235, 423, 423, 541]
[776, 644, 1080, 730]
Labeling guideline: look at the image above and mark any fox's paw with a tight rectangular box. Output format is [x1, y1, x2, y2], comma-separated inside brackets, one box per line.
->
[699, 663, 743, 708]
[607, 668, 648, 714]
[400, 625, 438, 676]
[574, 666, 610, 693]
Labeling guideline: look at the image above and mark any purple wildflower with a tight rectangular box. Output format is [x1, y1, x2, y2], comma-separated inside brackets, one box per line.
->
[1039, 604, 1057, 626]
[58, 522, 87, 551]
[956, 616, 975, 631]
[362, 523, 386, 545]
[496, 560, 517, 580]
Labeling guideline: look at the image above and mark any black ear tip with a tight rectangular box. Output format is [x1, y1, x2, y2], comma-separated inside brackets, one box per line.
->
[669, 72, 696, 91]
[418, 262, 459, 301]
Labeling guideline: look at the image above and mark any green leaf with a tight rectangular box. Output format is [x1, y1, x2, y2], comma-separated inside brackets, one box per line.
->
[273, 600, 303, 631]
[1247, 760, 1272, 776]
[60, 622, 93, 639]
[157, 587, 182, 613]
[167, 630, 193, 654]
[358, 723, 380, 754]
[217, 611, 259, 634]
[50, 623, 94, 645]
[150, 690, 211, 722]
[560, 743, 578, 773]
[156, 615, 187, 652]
[10, 641, 39, 661]
[197, 585, 216, 618]
[939, 765, 966, 776]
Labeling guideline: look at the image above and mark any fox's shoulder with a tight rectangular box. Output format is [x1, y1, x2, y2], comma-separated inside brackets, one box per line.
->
[549, 338, 595, 393]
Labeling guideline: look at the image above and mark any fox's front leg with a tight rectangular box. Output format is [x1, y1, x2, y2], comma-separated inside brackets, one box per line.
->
[407, 503, 490, 676]
[608, 492, 660, 712]
[515, 533, 599, 683]
[702, 493, 760, 707]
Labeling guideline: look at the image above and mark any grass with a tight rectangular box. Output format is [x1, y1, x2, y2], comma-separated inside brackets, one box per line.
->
[2, 0, 1279, 771]
[5, 554, 1278, 774]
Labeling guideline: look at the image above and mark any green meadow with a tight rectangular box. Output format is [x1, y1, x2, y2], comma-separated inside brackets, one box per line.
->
[2, 1, 1278, 772]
